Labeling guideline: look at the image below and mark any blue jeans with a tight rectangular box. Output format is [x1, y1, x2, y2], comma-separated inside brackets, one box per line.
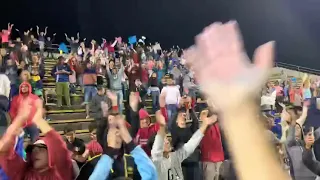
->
[166, 104, 178, 131]
[24, 124, 39, 143]
[114, 90, 123, 114]
[151, 90, 160, 113]
[84, 86, 97, 103]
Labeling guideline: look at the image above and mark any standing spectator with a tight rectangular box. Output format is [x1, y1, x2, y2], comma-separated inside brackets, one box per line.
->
[303, 79, 312, 101]
[160, 76, 180, 131]
[90, 86, 111, 131]
[0, 23, 13, 48]
[95, 59, 105, 86]
[171, 106, 201, 180]
[5, 59, 18, 102]
[28, 55, 44, 97]
[65, 33, 80, 54]
[51, 56, 72, 107]
[148, 71, 160, 113]
[68, 56, 77, 95]
[36, 26, 47, 57]
[82, 61, 97, 119]
[200, 110, 225, 180]
[151, 111, 216, 180]
[9, 82, 40, 143]
[45, 33, 56, 58]
[106, 59, 124, 114]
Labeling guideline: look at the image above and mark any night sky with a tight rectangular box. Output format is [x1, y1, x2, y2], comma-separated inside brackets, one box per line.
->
[2, 0, 320, 69]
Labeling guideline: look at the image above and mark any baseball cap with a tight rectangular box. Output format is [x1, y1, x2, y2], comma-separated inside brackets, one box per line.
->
[26, 139, 47, 153]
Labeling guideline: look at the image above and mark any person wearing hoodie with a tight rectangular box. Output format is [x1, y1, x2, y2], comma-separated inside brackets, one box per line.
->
[106, 59, 124, 114]
[0, 98, 73, 180]
[285, 108, 320, 180]
[9, 82, 40, 143]
[200, 109, 225, 180]
[151, 110, 217, 180]
[171, 105, 200, 180]
[51, 56, 72, 107]
[88, 114, 157, 180]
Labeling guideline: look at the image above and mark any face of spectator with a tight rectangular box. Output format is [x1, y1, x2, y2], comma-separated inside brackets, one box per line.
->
[97, 88, 105, 95]
[87, 63, 92, 69]
[163, 137, 172, 153]
[71, 37, 75, 41]
[6, 59, 13, 66]
[90, 129, 97, 140]
[176, 112, 187, 128]
[47, 37, 51, 41]
[32, 56, 39, 64]
[21, 84, 29, 94]
[40, 32, 44, 36]
[65, 131, 75, 143]
[16, 37, 21, 42]
[20, 71, 29, 81]
[140, 118, 150, 128]
[20, 61, 26, 68]
[30, 35, 34, 39]
[31, 146, 49, 171]
[109, 61, 114, 68]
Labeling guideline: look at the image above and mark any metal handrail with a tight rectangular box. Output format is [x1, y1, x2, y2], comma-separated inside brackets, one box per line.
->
[275, 62, 320, 76]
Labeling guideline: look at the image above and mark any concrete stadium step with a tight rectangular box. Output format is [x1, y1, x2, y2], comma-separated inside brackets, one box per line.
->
[49, 119, 94, 132]
[45, 94, 84, 106]
[46, 105, 85, 111]
[47, 112, 87, 120]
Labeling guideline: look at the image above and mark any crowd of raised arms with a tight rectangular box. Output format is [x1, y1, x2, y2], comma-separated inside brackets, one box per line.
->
[0, 21, 320, 180]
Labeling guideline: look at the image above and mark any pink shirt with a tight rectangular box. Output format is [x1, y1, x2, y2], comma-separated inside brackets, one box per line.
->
[1, 30, 11, 43]
[274, 86, 283, 96]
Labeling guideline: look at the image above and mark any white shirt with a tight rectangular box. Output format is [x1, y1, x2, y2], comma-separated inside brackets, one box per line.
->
[0, 74, 11, 98]
[161, 85, 180, 105]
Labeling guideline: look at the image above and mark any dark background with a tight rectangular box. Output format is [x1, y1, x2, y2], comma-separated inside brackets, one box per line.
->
[2, 0, 320, 69]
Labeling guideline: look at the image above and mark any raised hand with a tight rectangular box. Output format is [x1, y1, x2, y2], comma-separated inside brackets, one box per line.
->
[53, 33, 56, 36]
[156, 110, 166, 126]
[107, 91, 117, 106]
[116, 116, 132, 143]
[184, 21, 275, 111]
[36, 26, 39, 29]
[305, 133, 315, 150]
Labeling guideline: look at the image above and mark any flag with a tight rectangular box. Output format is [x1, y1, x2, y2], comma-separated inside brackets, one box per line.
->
[128, 36, 137, 45]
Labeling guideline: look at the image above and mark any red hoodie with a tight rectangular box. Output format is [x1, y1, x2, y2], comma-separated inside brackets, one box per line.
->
[0, 130, 73, 180]
[135, 107, 167, 156]
[200, 123, 225, 163]
[9, 82, 39, 127]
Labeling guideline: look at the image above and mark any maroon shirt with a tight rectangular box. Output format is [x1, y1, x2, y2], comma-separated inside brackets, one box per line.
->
[0, 130, 73, 180]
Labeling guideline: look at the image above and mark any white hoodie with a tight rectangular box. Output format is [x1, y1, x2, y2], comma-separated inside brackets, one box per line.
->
[0, 74, 10, 98]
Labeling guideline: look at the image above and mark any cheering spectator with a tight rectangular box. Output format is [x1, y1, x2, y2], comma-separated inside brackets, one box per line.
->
[36, 26, 47, 57]
[0, 23, 13, 48]
[45, 33, 56, 58]
[148, 71, 160, 113]
[0, 99, 73, 179]
[9, 82, 40, 142]
[68, 56, 77, 95]
[161, 75, 181, 131]
[51, 56, 72, 107]
[65, 33, 80, 54]
[107, 59, 124, 114]
[302, 131, 320, 176]
[151, 110, 216, 180]
[90, 86, 111, 130]
[82, 61, 97, 119]
[28, 55, 44, 97]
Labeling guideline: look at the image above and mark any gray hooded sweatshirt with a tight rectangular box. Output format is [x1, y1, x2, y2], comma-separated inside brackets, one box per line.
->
[151, 129, 204, 180]
[286, 125, 320, 180]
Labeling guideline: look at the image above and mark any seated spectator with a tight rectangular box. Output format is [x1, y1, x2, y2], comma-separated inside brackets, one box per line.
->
[9, 82, 40, 143]
[51, 56, 72, 107]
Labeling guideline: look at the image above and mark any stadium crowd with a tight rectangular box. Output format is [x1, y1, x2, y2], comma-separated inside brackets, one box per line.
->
[0, 21, 319, 180]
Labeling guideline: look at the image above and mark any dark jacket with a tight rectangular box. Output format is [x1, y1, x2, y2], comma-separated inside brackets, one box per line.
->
[90, 94, 112, 119]
[171, 109, 200, 164]
[51, 63, 72, 82]
[302, 148, 320, 176]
